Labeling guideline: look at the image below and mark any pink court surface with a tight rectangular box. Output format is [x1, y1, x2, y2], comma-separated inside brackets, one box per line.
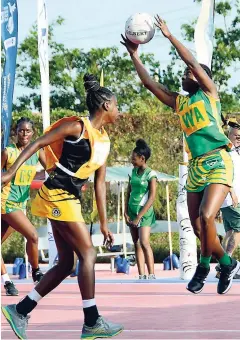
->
[1, 264, 240, 340]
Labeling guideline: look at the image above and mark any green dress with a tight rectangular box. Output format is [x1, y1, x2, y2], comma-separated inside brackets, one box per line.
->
[128, 167, 157, 227]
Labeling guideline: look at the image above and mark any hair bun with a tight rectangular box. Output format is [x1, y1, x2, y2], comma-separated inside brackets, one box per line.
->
[136, 139, 148, 148]
[84, 74, 100, 92]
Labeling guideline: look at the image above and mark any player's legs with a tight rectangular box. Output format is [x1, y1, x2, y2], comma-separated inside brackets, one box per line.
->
[129, 225, 145, 277]
[139, 227, 154, 276]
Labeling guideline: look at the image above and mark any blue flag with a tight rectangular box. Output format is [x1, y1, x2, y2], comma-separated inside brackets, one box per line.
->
[1, 0, 18, 149]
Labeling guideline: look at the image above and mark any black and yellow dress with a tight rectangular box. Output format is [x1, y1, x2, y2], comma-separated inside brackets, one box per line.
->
[32, 116, 110, 222]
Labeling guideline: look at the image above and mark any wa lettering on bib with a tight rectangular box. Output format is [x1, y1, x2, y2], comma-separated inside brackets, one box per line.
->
[178, 100, 211, 136]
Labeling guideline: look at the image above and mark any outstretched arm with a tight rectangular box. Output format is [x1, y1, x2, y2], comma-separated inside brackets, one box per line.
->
[121, 35, 178, 109]
[1, 120, 82, 186]
[155, 16, 218, 98]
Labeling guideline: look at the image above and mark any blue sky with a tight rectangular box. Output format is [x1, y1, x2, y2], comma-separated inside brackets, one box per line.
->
[14, 0, 239, 100]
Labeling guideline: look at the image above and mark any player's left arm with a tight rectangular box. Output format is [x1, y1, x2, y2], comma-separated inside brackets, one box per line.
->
[155, 15, 218, 99]
[94, 163, 107, 228]
[94, 163, 114, 246]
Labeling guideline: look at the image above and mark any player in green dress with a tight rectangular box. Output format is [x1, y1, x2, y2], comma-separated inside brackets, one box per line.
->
[1, 117, 46, 295]
[125, 139, 157, 279]
[121, 16, 240, 294]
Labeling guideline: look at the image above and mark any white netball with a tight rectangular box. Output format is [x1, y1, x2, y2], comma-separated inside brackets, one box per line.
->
[125, 13, 155, 44]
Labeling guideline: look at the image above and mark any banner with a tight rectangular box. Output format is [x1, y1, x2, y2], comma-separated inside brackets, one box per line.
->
[38, 0, 50, 129]
[177, 162, 197, 280]
[1, 0, 18, 149]
[90, 69, 104, 234]
[194, 0, 215, 68]
[38, 0, 56, 268]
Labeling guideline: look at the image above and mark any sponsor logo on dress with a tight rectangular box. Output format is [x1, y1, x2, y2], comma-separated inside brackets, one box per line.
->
[52, 207, 61, 218]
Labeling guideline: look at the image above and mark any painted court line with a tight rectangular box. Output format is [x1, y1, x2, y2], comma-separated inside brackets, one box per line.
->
[2, 329, 240, 333]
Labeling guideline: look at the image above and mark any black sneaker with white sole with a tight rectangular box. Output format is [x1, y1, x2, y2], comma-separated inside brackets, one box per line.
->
[4, 282, 19, 296]
[187, 264, 210, 294]
[217, 259, 240, 294]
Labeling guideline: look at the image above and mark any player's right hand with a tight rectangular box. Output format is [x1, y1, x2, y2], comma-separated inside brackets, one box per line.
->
[120, 34, 139, 56]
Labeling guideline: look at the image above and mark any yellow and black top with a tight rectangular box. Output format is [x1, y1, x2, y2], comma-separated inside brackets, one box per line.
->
[32, 116, 111, 221]
[44, 116, 110, 198]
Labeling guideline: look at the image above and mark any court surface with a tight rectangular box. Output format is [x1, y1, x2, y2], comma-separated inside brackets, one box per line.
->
[1, 264, 240, 340]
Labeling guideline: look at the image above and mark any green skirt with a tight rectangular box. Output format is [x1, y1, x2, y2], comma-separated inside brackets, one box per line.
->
[128, 204, 155, 228]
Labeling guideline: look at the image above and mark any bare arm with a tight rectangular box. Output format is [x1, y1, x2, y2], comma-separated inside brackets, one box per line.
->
[137, 178, 157, 220]
[94, 163, 107, 229]
[1, 149, 8, 171]
[230, 188, 238, 208]
[39, 148, 47, 170]
[1, 121, 82, 185]
[94, 163, 114, 247]
[155, 16, 218, 98]
[121, 35, 178, 109]
[124, 180, 131, 225]
[125, 181, 131, 213]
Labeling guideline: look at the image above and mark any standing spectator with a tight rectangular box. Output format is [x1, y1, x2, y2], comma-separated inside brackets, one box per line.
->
[216, 122, 240, 279]
[125, 139, 157, 280]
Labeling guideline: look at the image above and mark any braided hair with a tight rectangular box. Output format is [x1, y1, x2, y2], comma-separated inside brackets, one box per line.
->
[133, 139, 151, 161]
[16, 117, 34, 130]
[83, 74, 114, 116]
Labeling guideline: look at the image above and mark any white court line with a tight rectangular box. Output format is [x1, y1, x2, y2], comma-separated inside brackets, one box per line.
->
[2, 329, 240, 333]
[2, 294, 225, 299]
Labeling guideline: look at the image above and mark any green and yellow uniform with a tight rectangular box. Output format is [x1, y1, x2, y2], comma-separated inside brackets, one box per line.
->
[176, 89, 233, 192]
[1, 144, 39, 214]
[32, 116, 110, 222]
[128, 167, 157, 227]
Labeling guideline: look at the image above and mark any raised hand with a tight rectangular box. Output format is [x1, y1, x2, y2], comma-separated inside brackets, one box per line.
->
[120, 34, 139, 56]
[154, 15, 172, 38]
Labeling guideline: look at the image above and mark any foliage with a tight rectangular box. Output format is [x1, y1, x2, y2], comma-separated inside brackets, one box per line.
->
[11, 106, 181, 225]
[3, 231, 239, 264]
[14, 17, 159, 113]
[174, 0, 240, 113]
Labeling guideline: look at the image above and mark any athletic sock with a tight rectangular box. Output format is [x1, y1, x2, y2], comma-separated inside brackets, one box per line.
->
[219, 253, 232, 266]
[16, 289, 42, 317]
[2, 273, 11, 284]
[200, 255, 212, 268]
[83, 299, 99, 327]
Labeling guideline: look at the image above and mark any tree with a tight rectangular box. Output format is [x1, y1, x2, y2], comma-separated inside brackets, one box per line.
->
[14, 17, 162, 113]
[164, 0, 240, 113]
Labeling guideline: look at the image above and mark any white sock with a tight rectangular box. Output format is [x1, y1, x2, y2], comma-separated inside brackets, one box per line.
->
[82, 298, 96, 309]
[2, 273, 11, 284]
[28, 288, 42, 303]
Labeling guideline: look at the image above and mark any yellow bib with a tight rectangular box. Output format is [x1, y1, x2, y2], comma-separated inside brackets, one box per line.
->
[14, 165, 37, 186]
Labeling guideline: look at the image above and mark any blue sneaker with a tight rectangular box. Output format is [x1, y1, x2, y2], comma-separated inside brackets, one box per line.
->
[1, 304, 29, 339]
